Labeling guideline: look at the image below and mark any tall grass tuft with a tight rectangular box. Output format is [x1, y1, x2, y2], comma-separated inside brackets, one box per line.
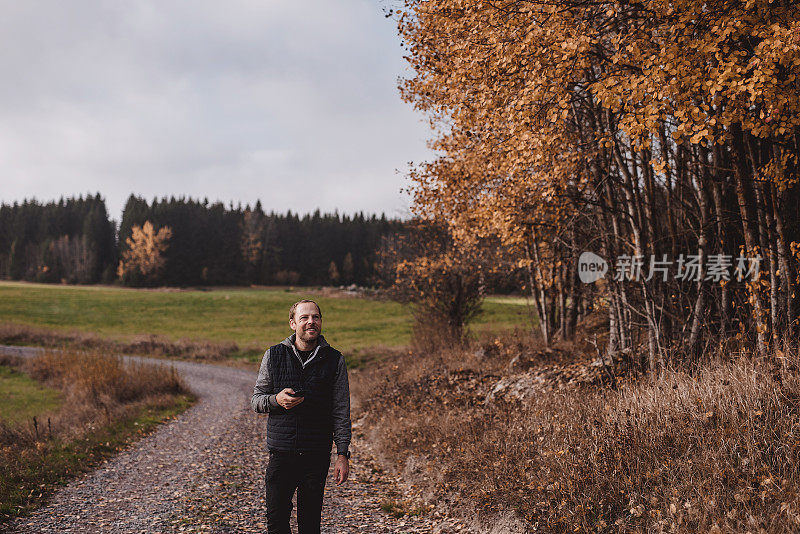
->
[24, 350, 185, 408]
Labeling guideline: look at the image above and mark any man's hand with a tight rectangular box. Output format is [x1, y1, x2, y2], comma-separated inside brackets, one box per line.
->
[334, 455, 349, 485]
[276, 388, 304, 409]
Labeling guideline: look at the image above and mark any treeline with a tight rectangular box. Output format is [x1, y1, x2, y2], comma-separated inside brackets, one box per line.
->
[397, 0, 800, 366]
[0, 194, 402, 287]
[0, 195, 116, 284]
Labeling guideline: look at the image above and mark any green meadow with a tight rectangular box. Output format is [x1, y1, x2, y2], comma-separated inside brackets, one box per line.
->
[0, 281, 536, 358]
[0, 365, 62, 427]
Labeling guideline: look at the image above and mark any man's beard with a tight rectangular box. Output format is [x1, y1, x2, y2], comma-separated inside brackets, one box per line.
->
[299, 328, 320, 342]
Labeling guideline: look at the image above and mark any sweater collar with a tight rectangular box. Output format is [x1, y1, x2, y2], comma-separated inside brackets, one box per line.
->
[281, 333, 329, 351]
[282, 333, 328, 368]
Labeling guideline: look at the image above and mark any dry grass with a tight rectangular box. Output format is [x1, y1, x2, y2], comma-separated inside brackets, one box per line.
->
[354, 339, 800, 532]
[0, 323, 239, 361]
[0, 349, 193, 520]
[22, 350, 186, 420]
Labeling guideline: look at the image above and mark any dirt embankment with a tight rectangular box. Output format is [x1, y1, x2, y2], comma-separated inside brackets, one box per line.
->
[353, 333, 800, 533]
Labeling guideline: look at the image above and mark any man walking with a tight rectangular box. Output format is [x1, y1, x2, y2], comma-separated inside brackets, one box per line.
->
[251, 299, 351, 534]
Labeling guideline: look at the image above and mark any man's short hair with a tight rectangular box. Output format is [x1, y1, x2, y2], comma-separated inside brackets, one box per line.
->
[289, 300, 322, 320]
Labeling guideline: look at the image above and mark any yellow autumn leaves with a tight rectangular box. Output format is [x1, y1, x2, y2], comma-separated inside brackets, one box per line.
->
[116, 221, 172, 282]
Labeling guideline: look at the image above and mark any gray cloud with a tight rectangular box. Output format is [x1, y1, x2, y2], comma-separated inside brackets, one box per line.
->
[0, 0, 430, 220]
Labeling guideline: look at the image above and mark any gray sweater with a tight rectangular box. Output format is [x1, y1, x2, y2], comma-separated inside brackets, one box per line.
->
[251, 334, 351, 455]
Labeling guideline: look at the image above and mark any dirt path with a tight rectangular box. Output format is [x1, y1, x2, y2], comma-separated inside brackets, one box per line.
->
[0, 346, 462, 533]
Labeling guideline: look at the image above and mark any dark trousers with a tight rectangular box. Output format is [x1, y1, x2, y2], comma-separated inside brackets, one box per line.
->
[265, 450, 331, 534]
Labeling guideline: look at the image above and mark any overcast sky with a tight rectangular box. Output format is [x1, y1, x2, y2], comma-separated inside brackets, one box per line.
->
[0, 0, 431, 221]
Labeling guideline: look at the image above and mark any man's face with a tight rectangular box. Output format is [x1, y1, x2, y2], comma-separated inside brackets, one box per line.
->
[290, 302, 322, 344]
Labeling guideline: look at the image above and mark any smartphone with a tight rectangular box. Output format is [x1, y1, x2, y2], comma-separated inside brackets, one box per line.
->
[288, 389, 305, 397]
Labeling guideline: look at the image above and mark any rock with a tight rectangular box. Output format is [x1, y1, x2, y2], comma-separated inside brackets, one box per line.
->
[505, 347, 569, 372]
[485, 371, 549, 403]
[486, 350, 631, 404]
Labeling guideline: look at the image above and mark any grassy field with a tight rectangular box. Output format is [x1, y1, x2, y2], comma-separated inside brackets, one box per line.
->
[0, 365, 62, 427]
[0, 281, 536, 360]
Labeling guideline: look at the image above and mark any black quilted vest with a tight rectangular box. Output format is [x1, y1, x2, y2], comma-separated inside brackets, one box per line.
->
[266, 341, 342, 452]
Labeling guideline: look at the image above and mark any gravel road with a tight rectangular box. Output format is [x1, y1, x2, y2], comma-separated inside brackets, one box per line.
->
[0, 346, 464, 534]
